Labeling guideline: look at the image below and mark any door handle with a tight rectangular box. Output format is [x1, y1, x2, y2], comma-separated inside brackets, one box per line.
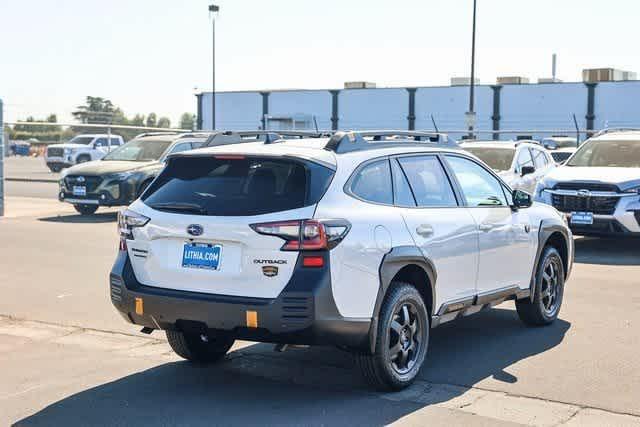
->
[479, 223, 495, 232]
[416, 224, 434, 238]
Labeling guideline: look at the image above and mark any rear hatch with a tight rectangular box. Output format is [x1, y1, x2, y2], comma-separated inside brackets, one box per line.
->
[126, 154, 334, 299]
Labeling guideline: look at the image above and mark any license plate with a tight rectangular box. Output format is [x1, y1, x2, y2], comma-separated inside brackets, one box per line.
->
[571, 212, 594, 225]
[182, 244, 222, 270]
[72, 186, 86, 196]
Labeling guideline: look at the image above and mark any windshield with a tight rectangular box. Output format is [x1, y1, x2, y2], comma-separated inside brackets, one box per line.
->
[102, 139, 172, 162]
[566, 139, 640, 168]
[68, 136, 95, 145]
[463, 147, 515, 171]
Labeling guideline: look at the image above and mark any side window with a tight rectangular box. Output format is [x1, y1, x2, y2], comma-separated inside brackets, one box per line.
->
[516, 148, 535, 171]
[350, 159, 393, 205]
[531, 148, 548, 168]
[445, 156, 508, 207]
[390, 159, 416, 207]
[110, 138, 121, 146]
[397, 156, 457, 207]
[93, 138, 108, 147]
[168, 142, 193, 155]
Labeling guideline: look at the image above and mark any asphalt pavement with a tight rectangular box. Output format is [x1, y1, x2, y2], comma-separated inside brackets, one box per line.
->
[1, 173, 640, 425]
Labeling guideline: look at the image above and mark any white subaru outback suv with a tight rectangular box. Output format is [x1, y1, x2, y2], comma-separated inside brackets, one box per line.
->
[110, 131, 573, 390]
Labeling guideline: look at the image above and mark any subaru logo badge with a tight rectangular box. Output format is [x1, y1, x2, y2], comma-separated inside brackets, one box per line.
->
[577, 189, 591, 198]
[187, 224, 204, 236]
[77, 176, 85, 183]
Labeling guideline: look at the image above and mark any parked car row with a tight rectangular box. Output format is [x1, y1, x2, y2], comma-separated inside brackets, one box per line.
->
[56, 128, 640, 240]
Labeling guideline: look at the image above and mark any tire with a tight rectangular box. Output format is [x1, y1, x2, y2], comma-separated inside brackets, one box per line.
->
[516, 246, 565, 326]
[73, 204, 98, 215]
[356, 282, 429, 391]
[166, 330, 235, 363]
[76, 155, 91, 163]
[49, 165, 61, 173]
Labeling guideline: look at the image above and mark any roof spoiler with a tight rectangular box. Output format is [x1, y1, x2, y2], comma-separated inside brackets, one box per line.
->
[324, 130, 457, 153]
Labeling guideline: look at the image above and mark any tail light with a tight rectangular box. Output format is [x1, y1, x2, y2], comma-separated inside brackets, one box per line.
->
[250, 219, 351, 251]
[117, 209, 150, 250]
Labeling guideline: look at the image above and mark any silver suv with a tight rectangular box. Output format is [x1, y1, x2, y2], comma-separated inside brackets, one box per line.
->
[535, 129, 640, 236]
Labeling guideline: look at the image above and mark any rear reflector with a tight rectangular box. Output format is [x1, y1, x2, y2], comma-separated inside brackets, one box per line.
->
[246, 310, 258, 328]
[303, 256, 324, 268]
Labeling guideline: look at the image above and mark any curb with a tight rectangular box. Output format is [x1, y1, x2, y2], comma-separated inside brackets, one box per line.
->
[5, 177, 59, 183]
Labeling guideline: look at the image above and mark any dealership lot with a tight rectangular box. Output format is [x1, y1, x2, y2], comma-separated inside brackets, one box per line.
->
[1, 182, 639, 425]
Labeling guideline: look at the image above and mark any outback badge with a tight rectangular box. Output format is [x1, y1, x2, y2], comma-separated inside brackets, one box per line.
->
[262, 266, 279, 277]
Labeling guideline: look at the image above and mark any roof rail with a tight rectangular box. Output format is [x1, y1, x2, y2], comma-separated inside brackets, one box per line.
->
[134, 131, 184, 139]
[514, 139, 542, 147]
[324, 130, 456, 154]
[176, 132, 216, 139]
[592, 128, 640, 138]
[203, 130, 331, 147]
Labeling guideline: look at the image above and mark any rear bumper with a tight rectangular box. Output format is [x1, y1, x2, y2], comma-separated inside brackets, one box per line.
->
[109, 251, 371, 349]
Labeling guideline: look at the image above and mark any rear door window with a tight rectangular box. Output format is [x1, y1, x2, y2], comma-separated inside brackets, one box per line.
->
[143, 156, 334, 216]
[349, 159, 393, 205]
[397, 156, 457, 207]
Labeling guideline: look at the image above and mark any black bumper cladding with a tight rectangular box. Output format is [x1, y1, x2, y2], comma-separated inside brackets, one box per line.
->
[109, 251, 371, 349]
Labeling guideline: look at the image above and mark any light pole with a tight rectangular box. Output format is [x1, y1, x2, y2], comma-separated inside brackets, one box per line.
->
[467, 0, 477, 139]
[209, 4, 219, 130]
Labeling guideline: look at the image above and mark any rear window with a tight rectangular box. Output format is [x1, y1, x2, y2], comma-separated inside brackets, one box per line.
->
[142, 156, 334, 216]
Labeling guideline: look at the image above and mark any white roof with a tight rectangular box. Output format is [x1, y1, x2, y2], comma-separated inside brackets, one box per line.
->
[590, 131, 640, 142]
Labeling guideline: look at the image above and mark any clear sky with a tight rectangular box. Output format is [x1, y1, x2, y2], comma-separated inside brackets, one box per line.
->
[0, 0, 638, 124]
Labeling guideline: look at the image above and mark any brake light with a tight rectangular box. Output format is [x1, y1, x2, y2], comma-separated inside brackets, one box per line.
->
[118, 209, 150, 250]
[250, 219, 351, 251]
[214, 155, 246, 160]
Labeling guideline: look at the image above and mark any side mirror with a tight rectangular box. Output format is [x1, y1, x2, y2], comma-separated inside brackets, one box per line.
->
[521, 165, 535, 177]
[543, 141, 558, 150]
[513, 190, 532, 209]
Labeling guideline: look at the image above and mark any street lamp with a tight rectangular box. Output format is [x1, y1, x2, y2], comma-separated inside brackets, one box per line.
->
[467, 0, 477, 139]
[209, 4, 220, 130]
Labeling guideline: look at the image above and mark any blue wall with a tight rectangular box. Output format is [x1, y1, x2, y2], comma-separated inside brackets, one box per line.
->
[199, 81, 640, 139]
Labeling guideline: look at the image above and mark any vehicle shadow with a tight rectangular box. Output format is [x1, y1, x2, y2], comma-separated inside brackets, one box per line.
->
[38, 211, 118, 224]
[574, 236, 640, 266]
[15, 308, 570, 426]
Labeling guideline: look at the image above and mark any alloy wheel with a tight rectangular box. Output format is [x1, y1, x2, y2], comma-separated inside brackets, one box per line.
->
[541, 258, 561, 316]
[388, 302, 422, 375]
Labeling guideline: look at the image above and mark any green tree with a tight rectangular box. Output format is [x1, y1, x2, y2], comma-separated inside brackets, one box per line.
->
[72, 96, 115, 124]
[130, 114, 145, 126]
[179, 113, 196, 130]
[146, 112, 157, 128]
[157, 117, 171, 129]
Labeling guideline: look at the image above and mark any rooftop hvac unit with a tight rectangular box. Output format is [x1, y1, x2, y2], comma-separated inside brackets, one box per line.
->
[582, 68, 638, 83]
[450, 77, 480, 86]
[344, 81, 377, 89]
[497, 76, 530, 85]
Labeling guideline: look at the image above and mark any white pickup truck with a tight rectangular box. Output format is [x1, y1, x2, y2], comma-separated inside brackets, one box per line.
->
[44, 134, 124, 172]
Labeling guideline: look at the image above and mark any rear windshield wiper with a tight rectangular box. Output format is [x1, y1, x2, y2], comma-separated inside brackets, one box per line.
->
[148, 202, 208, 215]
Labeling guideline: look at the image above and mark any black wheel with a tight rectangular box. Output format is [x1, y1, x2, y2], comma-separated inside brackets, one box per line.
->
[166, 330, 235, 363]
[73, 204, 98, 215]
[356, 282, 429, 391]
[76, 155, 91, 163]
[516, 246, 565, 326]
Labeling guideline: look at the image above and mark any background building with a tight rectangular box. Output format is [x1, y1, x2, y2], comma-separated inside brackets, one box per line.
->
[196, 71, 640, 141]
